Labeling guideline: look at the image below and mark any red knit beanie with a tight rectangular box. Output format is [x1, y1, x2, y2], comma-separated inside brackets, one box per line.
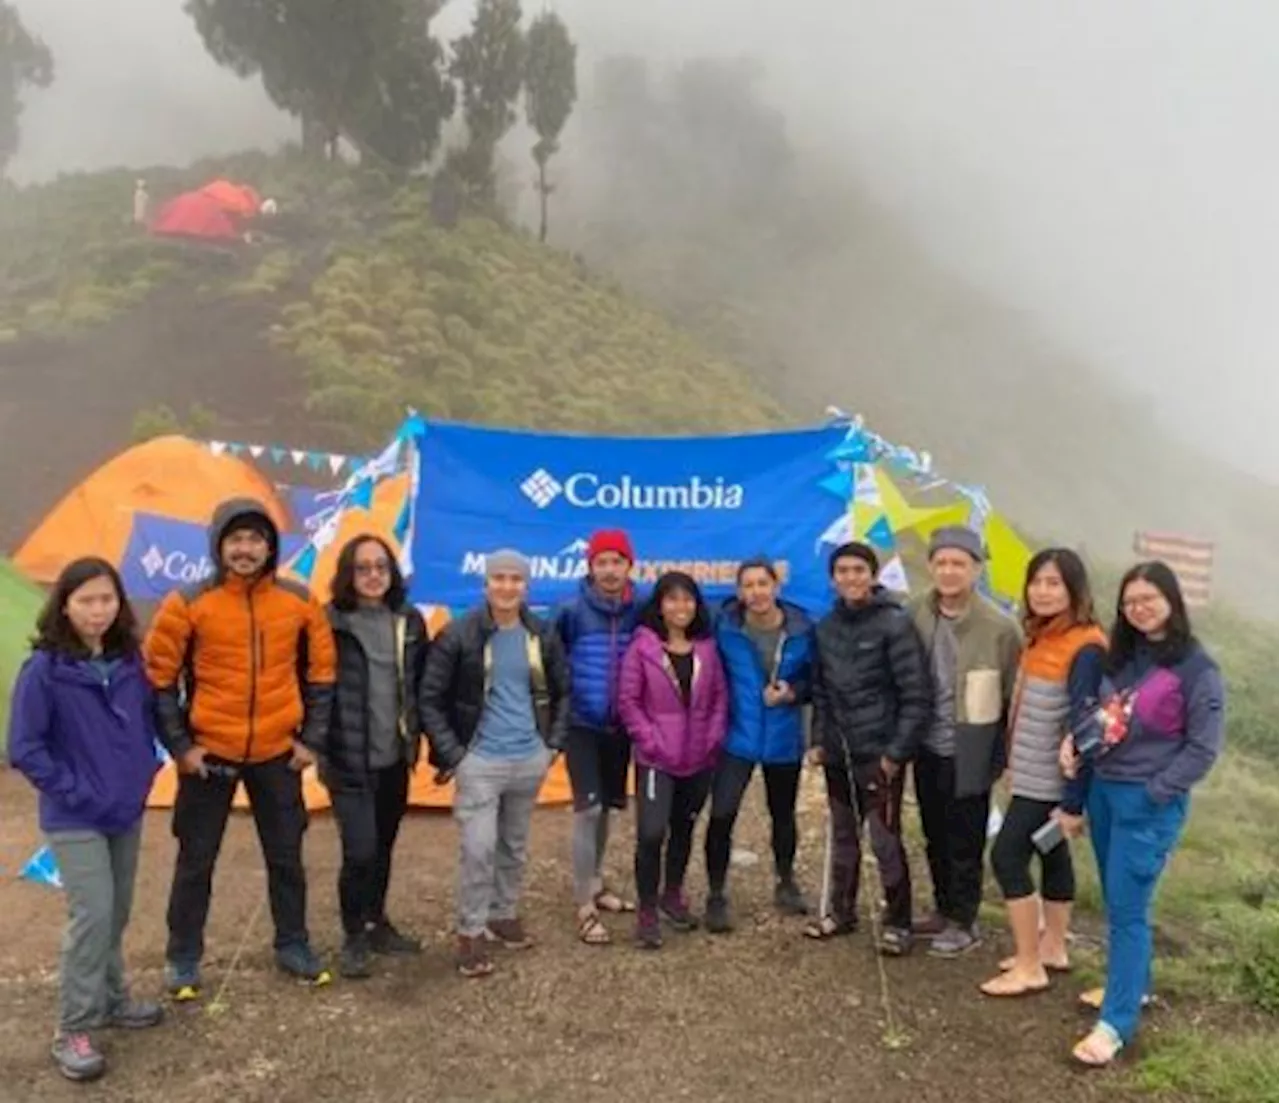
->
[586, 529, 635, 564]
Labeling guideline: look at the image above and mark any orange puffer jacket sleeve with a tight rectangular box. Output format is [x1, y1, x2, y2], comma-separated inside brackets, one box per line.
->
[144, 577, 337, 764]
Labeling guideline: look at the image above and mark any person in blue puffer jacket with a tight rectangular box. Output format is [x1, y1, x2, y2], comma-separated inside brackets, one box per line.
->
[554, 529, 643, 945]
[704, 556, 815, 933]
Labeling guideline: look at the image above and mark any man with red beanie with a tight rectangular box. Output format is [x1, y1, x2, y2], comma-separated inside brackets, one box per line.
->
[554, 529, 642, 945]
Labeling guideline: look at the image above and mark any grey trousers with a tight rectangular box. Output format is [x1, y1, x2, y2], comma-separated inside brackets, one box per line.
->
[47, 825, 142, 1032]
[453, 747, 550, 938]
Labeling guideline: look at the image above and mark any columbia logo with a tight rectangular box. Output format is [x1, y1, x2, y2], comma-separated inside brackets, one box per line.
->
[141, 545, 165, 578]
[520, 468, 563, 508]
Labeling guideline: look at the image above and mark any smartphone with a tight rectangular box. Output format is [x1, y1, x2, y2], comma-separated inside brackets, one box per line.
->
[1031, 817, 1065, 854]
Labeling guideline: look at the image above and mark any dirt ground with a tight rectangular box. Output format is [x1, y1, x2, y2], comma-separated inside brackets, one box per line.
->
[0, 766, 1155, 1103]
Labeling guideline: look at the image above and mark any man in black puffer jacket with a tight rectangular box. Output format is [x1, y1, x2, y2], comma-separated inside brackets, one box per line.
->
[806, 541, 930, 955]
[323, 536, 430, 979]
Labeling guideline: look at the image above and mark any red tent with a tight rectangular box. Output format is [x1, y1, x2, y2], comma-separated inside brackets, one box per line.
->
[149, 192, 241, 242]
[196, 179, 262, 217]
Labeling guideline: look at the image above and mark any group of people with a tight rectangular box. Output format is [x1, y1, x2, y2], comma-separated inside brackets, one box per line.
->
[7, 499, 1225, 1082]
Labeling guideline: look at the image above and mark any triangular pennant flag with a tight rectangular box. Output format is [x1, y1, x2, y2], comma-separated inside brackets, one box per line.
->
[209, 441, 228, 456]
[270, 447, 287, 464]
[249, 444, 265, 459]
[825, 432, 873, 464]
[227, 442, 245, 456]
[20, 845, 62, 889]
[327, 454, 347, 476]
[392, 495, 412, 542]
[852, 464, 881, 505]
[291, 450, 307, 466]
[815, 510, 854, 551]
[878, 555, 909, 593]
[865, 514, 895, 549]
[292, 544, 318, 580]
[306, 452, 324, 472]
[350, 479, 374, 510]
[818, 469, 854, 501]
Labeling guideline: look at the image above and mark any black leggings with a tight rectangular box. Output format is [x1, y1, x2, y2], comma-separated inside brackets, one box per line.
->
[990, 796, 1075, 902]
[634, 766, 712, 908]
[705, 752, 802, 893]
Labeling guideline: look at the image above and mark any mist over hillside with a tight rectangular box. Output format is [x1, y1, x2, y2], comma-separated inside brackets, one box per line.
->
[6, 0, 1276, 610]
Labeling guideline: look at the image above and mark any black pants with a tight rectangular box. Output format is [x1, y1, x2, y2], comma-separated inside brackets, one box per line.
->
[634, 766, 712, 908]
[564, 725, 632, 812]
[330, 763, 410, 937]
[705, 752, 802, 893]
[167, 753, 308, 962]
[990, 795, 1075, 902]
[823, 758, 912, 930]
[914, 749, 991, 926]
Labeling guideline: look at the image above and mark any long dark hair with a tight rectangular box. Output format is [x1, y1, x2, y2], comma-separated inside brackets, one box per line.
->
[1022, 547, 1097, 633]
[330, 534, 406, 612]
[639, 571, 712, 640]
[1109, 560, 1194, 670]
[33, 557, 139, 659]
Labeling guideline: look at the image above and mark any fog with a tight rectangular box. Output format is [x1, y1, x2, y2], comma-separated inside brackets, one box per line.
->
[9, 0, 1278, 482]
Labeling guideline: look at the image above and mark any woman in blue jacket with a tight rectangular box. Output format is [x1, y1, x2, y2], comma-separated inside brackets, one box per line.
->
[1060, 561, 1225, 1068]
[8, 559, 163, 1083]
[704, 557, 815, 932]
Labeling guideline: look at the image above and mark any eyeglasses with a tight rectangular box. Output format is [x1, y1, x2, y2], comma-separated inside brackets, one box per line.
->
[1122, 595, 1165, 612]
[355, 563, 391, 577]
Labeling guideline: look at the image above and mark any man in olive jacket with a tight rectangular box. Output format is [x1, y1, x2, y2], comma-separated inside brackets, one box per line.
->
[419, 549, 569, 978]
[908, 526, 1022, 958]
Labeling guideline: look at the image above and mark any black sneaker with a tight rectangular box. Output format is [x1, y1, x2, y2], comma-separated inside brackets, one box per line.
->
[275, 942, 333, 986]
[368, 920, 423, 955]
[340, 933, 374, 979]
[105, 999, 164, 1029]
[878, 926, 914, 957]
[704, 893, 733, 934]
[658, 889, 699, 932]
[774, 878, 810, 916]
[165, 959, 201, 1002]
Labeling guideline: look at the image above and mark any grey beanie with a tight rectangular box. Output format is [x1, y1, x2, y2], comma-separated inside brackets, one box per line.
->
[928, 525, 985, 563]
[485, 548, 530, 579]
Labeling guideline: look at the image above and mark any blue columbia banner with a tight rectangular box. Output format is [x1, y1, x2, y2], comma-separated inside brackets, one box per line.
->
[408, 420, 852, 611]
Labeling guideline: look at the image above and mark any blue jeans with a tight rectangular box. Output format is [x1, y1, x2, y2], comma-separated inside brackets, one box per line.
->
[1086, 778, 1188, 1043]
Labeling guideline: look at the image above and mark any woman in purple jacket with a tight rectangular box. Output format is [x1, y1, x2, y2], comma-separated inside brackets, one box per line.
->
[618, 571, 728, 949]
[7, 559, 163, 1083]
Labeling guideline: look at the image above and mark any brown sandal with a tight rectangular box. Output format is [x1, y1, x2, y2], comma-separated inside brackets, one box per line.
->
[594, 890, 635, 914]
[577, 908, 611, 946]
[803, 915, 857, 940]
[1072, 1025, 1124, 1068]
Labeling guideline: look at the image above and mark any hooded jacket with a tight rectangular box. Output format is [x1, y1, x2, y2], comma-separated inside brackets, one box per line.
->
[811, 587, 930, 765]
[143, 498, 337, 764]
[617, 626, 728, 777]
[715, 597, 814, 765]
[554, 578, 641, 730]
[8, 651, 161, 835]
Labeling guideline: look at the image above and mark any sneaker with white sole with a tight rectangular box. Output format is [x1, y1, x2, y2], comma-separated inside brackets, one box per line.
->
[52, 1032, 106, 1082]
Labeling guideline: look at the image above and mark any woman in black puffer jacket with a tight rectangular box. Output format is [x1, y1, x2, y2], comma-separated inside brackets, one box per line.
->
[324, 534, 429, 979]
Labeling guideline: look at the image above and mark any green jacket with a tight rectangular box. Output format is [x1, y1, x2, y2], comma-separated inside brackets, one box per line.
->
[908, 590, 1023, 797]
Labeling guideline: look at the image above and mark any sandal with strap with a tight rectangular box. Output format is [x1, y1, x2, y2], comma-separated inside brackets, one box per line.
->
[1077, 986, 1153, 1011]
[594, 890, 635, 914]
[803, 915, 857, 941]
[1072, 1024, 1124, 1068]
[1000, 954, 1072, 974]
[577, 909, 611, 946]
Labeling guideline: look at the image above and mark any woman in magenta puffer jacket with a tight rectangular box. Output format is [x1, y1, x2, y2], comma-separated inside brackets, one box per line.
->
[618, 571, 728, 949]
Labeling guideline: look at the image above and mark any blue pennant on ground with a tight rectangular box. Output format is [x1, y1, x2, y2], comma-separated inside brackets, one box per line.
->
[20, 845, 62, 889]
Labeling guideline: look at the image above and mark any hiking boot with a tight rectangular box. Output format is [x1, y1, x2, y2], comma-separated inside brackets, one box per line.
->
[878, 926, 914, 957]
[929, 922, 983, 959]
[52, 1032, 105, 1082]
[912, 912, 948, 939]
[275, 942, 332, 986]
[659, 888, 699, 932]
[105, 999, 164, 1029]
[634, 906, 663, 950]
[774, 878, 810, 916]
[340, 933, 374, 979]
[368, 920, 422, 955]
[165, 959, 202, 1002]
[486, 918, 534, 950]
[456, 935, 494, 978]
[704, 893, 733, 934]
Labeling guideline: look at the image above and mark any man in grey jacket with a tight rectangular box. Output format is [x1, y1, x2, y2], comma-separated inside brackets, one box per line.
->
[908, 527, 1022, 957]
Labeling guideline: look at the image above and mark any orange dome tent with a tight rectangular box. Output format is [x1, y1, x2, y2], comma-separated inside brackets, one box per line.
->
[195, 178, 263, 217]
[13, 436, 286, 584]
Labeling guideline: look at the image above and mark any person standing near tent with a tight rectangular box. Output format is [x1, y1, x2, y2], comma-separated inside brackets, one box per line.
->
[980, 548, 1106, 998]
[554, 529, 642, 947]
[618, 571, 728, 950]
[419, 549, 570, 978]
[805, 541, 929, 955]
[323, 535, 429, 979]
[8, 559, 164, 1082]
[908, 527, 1022, 958]
[144, 499, 336, 998]
[704, 557, 815, 934]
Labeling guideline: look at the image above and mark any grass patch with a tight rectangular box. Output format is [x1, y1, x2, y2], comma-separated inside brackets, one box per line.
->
[1130, 1028, 1278, 1102]
[0, 560, 44, 754]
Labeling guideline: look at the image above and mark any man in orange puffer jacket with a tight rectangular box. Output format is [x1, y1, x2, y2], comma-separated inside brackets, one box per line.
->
[144, 499, 336, 995]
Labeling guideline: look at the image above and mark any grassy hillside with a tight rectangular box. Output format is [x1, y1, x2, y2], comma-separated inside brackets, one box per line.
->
[0, 561, 42, 751]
